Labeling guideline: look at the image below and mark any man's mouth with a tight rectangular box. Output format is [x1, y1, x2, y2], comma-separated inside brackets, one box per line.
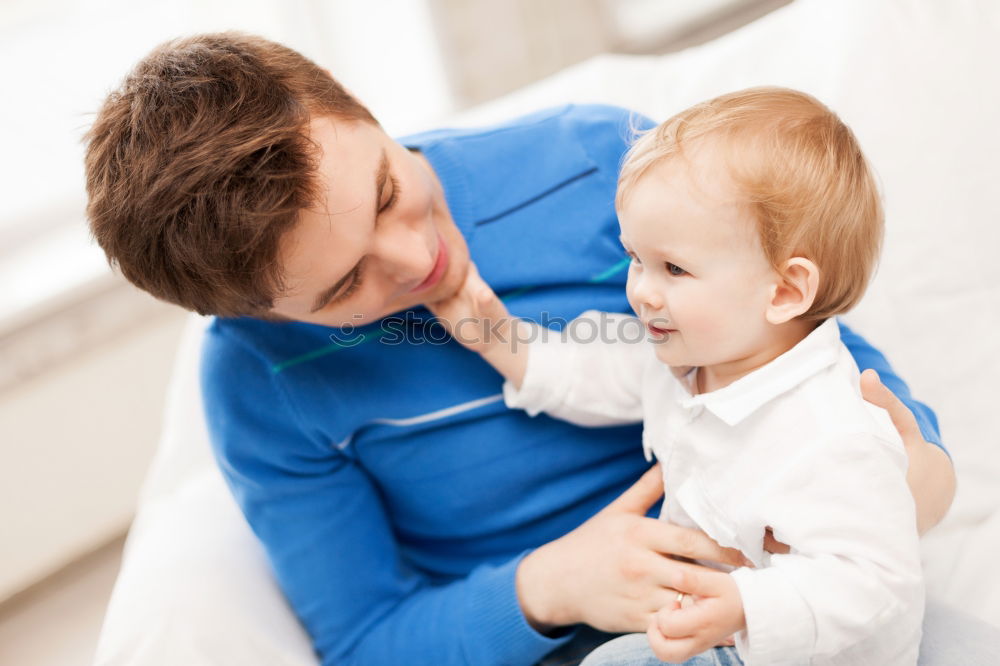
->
[409, 233, 449, 294]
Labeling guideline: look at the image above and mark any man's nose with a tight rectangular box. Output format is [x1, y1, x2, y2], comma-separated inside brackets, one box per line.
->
[371, 222, 431, 285]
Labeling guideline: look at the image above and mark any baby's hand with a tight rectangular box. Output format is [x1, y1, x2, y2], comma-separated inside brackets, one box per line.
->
[646, 569, 746, 662]
[426, 262, 514, 355]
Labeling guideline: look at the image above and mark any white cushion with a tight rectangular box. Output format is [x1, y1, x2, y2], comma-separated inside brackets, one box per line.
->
[95, 1, 1000, 663]
[95, 315, 317, 665]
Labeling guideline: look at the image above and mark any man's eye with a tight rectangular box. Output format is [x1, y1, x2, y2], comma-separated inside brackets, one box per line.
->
[336, 275, 362, 302]
[666, 262, 687, 276]
[331, 262, 366, 305]
[379, 176, 400, 213]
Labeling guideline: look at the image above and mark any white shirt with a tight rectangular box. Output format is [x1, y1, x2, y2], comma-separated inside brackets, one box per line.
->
[504, 313, 924, 666]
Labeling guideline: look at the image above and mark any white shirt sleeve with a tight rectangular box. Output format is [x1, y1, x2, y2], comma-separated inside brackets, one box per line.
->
[729, 432, 923, 665]
[502, 310, 648, 427]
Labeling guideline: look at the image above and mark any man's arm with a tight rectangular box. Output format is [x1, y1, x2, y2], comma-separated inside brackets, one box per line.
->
[201, 330, 571, 666]
[203, 323, 759, 664]
[839, 321, 956, 533]
[859, 368, 956, 534]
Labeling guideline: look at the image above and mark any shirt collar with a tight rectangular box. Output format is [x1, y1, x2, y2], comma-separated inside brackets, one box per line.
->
[678, 318, 842, 426]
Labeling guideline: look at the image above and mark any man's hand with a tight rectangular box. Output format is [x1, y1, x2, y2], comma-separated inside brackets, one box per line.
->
[646, 568, 746, 663]
[516, 465, 750, 634]
[859, 369, 956, 533]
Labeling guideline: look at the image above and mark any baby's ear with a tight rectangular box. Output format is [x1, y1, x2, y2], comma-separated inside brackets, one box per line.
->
[765, 257, 819, 324]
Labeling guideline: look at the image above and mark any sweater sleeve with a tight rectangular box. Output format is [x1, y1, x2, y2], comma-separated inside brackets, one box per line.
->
[838, 321, 944, 452]
[503, 311, 648, 427]
[200, 329, 572, 666]
[729, 433, 924, 665]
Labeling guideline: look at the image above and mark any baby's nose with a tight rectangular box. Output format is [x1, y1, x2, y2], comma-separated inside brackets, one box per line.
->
[634, 282, 665, 311]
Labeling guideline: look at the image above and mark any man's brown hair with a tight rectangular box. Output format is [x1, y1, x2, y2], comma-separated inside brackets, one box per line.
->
[85, 32, 377, 316]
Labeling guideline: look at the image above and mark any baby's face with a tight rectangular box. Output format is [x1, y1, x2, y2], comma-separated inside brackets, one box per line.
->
[617, 143, 778, 369]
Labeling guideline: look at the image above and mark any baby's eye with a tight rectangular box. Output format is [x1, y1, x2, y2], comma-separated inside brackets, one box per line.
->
[627, 252, 642, 266]
[666, 262, 687, 276]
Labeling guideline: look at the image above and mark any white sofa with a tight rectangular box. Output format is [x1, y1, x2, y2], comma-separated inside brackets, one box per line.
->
[94, 1, 1000, 663]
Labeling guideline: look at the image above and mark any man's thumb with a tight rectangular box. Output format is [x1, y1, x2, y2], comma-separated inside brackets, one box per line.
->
[607, 464, 663, 514]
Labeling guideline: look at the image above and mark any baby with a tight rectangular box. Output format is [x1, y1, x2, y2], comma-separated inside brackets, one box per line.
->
[429, 87, 923, 665]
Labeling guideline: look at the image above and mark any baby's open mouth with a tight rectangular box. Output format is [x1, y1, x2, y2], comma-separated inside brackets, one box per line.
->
[646, 321, 675, 336]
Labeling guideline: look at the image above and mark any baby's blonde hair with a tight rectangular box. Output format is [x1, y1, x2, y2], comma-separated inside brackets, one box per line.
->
[617, 87, 883, 321]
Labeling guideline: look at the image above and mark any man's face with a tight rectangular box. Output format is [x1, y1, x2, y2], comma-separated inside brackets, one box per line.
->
[269, 116, 470, 327]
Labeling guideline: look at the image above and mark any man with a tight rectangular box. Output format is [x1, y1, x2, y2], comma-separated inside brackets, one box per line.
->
[86, 33, 967, 666]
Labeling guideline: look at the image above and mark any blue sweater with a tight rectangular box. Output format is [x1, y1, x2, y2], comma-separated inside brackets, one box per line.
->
[201, 105, 943, 666]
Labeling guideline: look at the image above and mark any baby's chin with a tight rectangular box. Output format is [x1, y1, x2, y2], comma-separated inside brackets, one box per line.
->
[651, 338, 719, 371]
[651, 336, 686, 364]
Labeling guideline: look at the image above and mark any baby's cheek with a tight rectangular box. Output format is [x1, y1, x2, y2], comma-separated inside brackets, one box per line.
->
[674, 285, 724, 328]
[707, 290, 770, 350]
[624, 285, 637, 310]
[678, 292, 743, 354]
[625, 282, 643, 317]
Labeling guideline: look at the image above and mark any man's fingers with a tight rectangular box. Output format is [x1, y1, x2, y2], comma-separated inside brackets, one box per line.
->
[639, 554, 731, 596]
[644, 522, 749, 569]
[671, 567, 729, 599]
[625, 548, 703, 597]
[859, 369, 921, 442]
[606, 464, 663, 514]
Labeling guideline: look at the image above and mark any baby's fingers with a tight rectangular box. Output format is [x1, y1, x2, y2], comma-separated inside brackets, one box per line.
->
[646, 615, 699, 663]
[464, 264, 509, 321]
[427, 263, 483, 317]
[656, 603, 711, 639]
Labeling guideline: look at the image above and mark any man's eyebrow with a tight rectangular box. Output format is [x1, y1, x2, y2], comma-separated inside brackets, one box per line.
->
[309, 150, 389, 313]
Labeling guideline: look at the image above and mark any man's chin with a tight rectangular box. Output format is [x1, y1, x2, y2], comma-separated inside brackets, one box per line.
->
[423, 254, 469, 306]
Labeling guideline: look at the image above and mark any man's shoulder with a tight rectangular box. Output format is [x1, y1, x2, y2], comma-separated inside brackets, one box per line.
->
[402, 104, 651, 159]
[407, 104, 651, 235]
[201, 315, 333, 379]
[491, 103, 652, 142]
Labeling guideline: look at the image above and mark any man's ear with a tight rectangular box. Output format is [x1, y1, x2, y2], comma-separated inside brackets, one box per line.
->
[765, 257, 819, 324]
